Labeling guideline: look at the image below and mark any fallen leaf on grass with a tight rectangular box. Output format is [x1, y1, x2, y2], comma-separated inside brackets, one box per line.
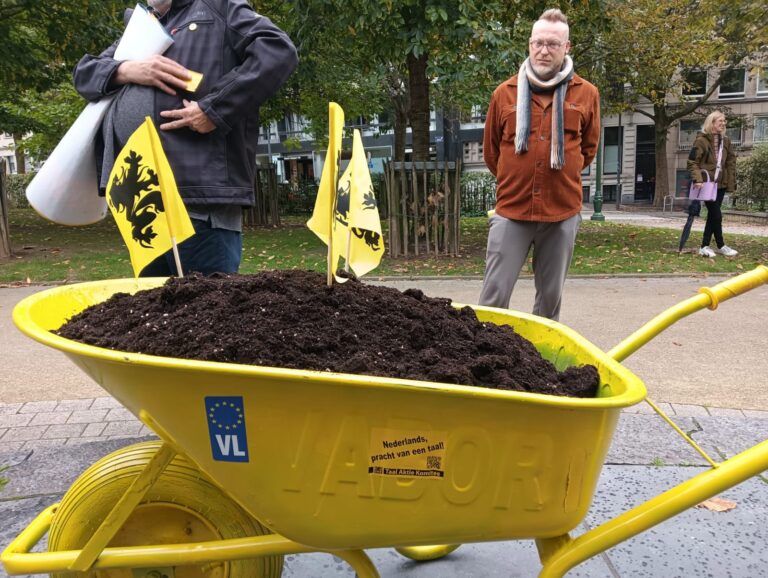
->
[696, 497, 736, 512]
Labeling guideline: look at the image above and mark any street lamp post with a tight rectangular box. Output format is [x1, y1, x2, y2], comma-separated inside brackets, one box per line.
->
[616, 111, 623, 210]
[591, 124, 605, 221]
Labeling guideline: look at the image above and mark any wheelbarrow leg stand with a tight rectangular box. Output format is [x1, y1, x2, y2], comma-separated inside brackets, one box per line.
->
[536, 439, 768, 578]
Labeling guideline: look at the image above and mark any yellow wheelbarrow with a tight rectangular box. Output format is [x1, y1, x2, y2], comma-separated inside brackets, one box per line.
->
[3, 265, 767, 578]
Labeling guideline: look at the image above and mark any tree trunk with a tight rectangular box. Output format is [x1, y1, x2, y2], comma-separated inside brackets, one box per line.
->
[0, 159, 12, 259]
[393, 99, 408, 162]
[652, 104, 669, 207]
[12, 132, 25, 174]
[407, 52, 430, 162]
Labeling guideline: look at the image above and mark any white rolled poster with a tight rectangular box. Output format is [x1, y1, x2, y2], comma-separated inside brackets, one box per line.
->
[26, 4, 174, 226]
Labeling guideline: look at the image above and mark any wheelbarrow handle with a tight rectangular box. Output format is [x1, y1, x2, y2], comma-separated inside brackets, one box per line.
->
[608, 265, 768, 362]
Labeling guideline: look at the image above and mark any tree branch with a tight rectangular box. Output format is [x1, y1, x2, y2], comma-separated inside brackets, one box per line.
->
[667, 65, 733, 123]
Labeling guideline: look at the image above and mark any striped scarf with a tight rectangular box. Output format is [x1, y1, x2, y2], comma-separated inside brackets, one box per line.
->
[515, 55, 574, 170]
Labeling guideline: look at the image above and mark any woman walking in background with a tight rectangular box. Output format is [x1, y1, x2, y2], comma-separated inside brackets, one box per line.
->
[687, 111, 738, 257]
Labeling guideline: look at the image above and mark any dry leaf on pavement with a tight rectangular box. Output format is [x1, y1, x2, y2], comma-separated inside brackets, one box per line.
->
[696, 497, 737, 512]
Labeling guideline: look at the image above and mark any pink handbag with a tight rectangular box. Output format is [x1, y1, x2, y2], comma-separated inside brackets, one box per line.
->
[689, 137, 723, 202]
[689, 170, 718, 202]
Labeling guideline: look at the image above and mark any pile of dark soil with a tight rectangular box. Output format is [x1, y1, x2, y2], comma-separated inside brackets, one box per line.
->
[56, 270, 599, 398]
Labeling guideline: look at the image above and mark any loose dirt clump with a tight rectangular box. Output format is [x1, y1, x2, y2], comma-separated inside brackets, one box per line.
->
[56, 270, 599, 398]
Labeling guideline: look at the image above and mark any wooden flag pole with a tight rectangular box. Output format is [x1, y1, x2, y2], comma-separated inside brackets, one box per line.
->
[171, 238, 184, 278]
[345, 228, 352, 273]
[327, 153, 337, 287]
[326, 107, 341, 287]
[146, 117, 184, 278]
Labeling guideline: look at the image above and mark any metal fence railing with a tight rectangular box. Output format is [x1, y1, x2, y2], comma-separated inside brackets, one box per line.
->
[460, 177, 496, 217]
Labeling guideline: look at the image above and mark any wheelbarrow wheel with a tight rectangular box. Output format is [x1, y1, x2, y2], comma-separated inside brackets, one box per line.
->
[47, 441, 283, 578]
[395, 544, 461, 561]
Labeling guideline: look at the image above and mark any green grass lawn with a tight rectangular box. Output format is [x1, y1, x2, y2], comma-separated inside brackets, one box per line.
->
[1, 209, 765, 284]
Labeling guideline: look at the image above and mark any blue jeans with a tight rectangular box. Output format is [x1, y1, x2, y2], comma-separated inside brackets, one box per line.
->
[139, 218, 242, 277]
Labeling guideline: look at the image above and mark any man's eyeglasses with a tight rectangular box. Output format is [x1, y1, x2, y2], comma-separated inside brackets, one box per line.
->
[529, 39, 566, 51]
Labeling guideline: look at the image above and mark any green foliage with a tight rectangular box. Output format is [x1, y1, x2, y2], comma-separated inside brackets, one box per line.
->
[736, 144, 768, 211]
[5, 173, 34, 208]
[285, 0, 536, 157]
[4, 83, 84, 160]
[0, 1, 132, 153]
[0, 1, 131, 93]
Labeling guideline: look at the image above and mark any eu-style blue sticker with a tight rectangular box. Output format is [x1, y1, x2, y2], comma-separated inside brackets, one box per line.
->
[205, 396, 249, 462]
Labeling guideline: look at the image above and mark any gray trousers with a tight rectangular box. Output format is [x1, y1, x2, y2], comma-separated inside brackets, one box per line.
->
[478, 213, 581, 321]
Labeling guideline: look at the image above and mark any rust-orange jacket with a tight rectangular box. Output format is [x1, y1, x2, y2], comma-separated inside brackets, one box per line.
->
[483, 73, 600, 222]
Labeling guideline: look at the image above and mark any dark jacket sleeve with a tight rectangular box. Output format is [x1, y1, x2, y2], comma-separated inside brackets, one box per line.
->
[72, 40, 122, 102]
[197, 2, 298, 134]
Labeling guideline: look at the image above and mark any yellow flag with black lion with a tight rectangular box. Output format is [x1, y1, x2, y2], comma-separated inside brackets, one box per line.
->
[106, 116, 195, 277]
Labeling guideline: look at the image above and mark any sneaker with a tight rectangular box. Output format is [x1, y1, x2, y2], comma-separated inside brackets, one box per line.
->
[718, 245, 738, 257]
[699, 246, 716, 258]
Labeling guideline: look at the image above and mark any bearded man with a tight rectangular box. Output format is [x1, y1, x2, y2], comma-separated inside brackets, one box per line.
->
[479, 8, 599, 321]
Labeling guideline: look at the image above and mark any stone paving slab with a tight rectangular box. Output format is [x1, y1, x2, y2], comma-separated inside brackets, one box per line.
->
[584, 466, 768, 578]
[692, 417, 768, 461]
[606, 415, 706, 466]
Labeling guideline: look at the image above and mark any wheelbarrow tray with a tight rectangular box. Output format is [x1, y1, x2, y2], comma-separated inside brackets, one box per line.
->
[13, 278, 646, 550]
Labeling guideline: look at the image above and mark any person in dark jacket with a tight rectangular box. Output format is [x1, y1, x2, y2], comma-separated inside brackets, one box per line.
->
[687, 110, 738, 258]
[74, 0, 298, 275]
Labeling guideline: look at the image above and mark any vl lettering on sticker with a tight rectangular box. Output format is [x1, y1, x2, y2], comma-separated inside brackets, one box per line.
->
[205, 396, 249, 462]
[368, 428, 447, 479]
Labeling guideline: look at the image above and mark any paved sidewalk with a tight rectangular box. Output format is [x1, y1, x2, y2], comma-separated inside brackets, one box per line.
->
[2, 396, 767, 452]
[581, 207, 768, 237]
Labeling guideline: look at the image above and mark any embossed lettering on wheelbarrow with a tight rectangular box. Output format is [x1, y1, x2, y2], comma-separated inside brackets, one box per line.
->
[10, 278, 644, 551]
[7, 267, 767, 578]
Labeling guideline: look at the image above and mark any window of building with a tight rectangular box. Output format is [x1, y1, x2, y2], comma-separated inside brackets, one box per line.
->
[679, 119, 701, 149]
[602, 126, 623, 174]
[346, 115, 369, 128]
[754, 117, 768, 143]
[757, 69, 768, 96]
[2, 155, 16, 174]
[718, 68, 746, 99]
[470, 105, 486, 123]
[682, 70, 707, 97]
[463, 141, 483, 163]
[726, 125, 742, 147]
[602, 184, 617, 202]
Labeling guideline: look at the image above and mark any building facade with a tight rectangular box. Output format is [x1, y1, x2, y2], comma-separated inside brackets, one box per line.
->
[582, 66, 768, 206]
[255, 66, 767, 208]
[0, 133, 18, 174]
